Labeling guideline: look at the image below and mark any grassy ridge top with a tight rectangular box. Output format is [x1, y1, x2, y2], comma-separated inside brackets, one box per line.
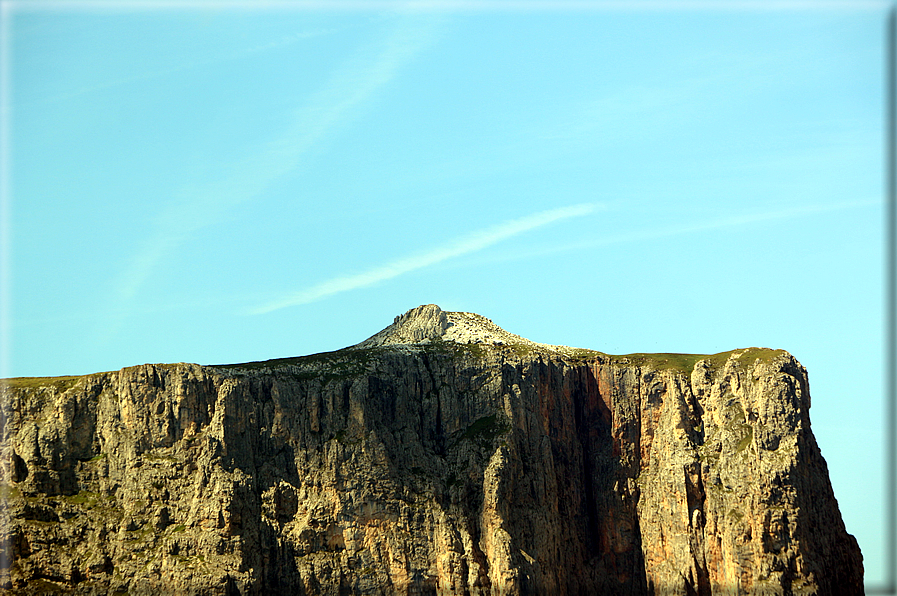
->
[602, 347, 786, 374]
[3, 375, 85, 391]
[4, 347, 788, 387]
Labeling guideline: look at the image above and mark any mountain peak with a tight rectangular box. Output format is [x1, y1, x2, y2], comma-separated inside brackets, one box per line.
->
[356, 304, 449, 347]
[355, 304, 542, 349]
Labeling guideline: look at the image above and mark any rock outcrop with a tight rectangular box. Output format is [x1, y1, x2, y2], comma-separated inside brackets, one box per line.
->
[0, 305, 863, 594]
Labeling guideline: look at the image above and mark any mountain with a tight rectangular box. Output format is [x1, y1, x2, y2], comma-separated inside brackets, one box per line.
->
[0, 304, 863, 595]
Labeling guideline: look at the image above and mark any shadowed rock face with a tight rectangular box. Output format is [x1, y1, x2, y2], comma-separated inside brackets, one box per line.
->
[0, 305, 862, 595]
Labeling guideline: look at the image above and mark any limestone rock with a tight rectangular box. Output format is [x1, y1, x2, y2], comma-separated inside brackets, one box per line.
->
[0, 306, 862, 594]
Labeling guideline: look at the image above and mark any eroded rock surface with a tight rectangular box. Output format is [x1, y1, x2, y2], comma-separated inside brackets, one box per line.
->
[0, 305, 862, 594]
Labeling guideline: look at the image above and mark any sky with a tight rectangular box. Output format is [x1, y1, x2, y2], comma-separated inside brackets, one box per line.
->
[1, 0, 892, 588]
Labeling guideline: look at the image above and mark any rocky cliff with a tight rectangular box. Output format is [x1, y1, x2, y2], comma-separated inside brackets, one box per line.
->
[0, 304, 863, 595]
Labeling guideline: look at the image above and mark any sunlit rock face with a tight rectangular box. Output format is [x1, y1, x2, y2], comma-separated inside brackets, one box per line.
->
[0, 305, 862, 595]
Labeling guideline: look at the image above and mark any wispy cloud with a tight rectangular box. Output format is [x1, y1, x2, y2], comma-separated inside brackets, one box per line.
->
[582, 198, 882, 247]
[104, 13, 442, 332]
[251, 202, 601, 314]
[463, 198, 881, 266]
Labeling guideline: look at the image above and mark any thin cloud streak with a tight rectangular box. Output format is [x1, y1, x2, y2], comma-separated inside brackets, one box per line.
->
[468, 198, 881, 266]
[117, 15, 438, 295]
[251, 203, 601, 314]
[590, 198, 882, 247]
[102, 13, 441, 340]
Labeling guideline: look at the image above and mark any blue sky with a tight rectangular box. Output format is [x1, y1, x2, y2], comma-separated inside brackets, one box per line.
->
[2, 0, 891, 587]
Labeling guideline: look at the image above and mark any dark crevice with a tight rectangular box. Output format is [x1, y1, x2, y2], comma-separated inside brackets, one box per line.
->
[572, 370, 602, 556]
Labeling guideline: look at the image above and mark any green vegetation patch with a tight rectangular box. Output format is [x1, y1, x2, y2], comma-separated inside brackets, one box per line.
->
[4, 375, 83, 392]
[606, 353, 710, 374]
[28, 579, 67, 593]
[214, 346, 378, 372]
[426, 339, 487, 361]
[508, 343, 536, 359]
[605, 347, 787, 375]
[119, 363, 182, 373]
[731, 347, 787, 368]
[565, 348, 604, 363]
[24, 519, 59, 527]
[61, 490, 123, 522]
[735, 425, 754, 453]
[0, 483, 21, 500]
[128, 525, 155, 541]
[723, 401, 754, 454]
[184, 432, 204, 445]
[212, 346, 398, 384]
[214, 339, 495, 377]
[454, 414, 511, 449]
[64, 490, 101, 509]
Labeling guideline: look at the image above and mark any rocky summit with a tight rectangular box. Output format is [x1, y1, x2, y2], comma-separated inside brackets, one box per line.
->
[0, 305, 863, 595]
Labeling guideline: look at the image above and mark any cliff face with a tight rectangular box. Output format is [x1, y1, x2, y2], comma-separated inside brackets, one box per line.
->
[0, 305, 862, 595]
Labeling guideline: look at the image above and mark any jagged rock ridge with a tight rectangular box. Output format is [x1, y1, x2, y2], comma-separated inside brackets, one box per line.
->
[354, 304, 562, 351]
[0, 305, 863, 595]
